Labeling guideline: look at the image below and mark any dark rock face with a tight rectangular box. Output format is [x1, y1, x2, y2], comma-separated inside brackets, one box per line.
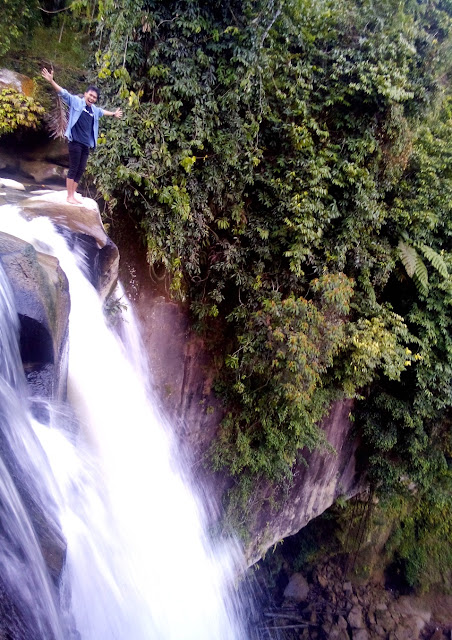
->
[245, 398, 362, 563]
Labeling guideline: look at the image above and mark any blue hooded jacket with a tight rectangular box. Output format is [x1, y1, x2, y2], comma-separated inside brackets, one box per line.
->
[58, 88, 104, 148]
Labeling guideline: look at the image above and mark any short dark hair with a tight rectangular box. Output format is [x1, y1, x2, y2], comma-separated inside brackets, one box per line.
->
[85, 85, 100, 99]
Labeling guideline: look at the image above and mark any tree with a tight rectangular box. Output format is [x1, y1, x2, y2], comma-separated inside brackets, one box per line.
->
[0, 0, 41, 56]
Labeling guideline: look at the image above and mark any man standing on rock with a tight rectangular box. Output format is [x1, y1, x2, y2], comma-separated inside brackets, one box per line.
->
[41, 68, 122, 204]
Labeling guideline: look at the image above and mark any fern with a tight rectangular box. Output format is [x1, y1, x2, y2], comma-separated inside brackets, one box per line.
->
[44, 95, 68, 139]
[398, 240, 417, 278]
[397, 240, 448, 295]
[418, 244, 449, 279]
[414, 254, 429, 296]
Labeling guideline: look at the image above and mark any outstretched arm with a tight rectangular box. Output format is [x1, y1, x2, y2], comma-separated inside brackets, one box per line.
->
[41, 68, 64, 94]
[103, 108, 123, 118]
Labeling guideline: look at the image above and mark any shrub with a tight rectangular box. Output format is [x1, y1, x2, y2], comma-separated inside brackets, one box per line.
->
[0, 87, 44, 136]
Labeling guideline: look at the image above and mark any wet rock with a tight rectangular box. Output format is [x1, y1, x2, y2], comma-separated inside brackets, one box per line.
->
[375, 608, 396, 633]
[343, 581, 353, 594]
[284, 572, 310, 602]
[352, 629, 368, 640]
[0, 178, 25, 190]
[323, 623, 350, 639]
[0, 68, 34, 96]
[348, 604, 365, 629]
[21, 190, 119, 300]
[0, 231, 70, 401]
[19, 160, 67, 185]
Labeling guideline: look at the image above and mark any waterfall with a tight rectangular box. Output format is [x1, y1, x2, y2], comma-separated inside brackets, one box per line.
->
[0, 258, 65, 640]
[0, 204, 250, 639]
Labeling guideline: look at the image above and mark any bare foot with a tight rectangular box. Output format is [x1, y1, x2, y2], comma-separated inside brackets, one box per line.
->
[66, 197, 80, 205]
[74, 194, 84, 203]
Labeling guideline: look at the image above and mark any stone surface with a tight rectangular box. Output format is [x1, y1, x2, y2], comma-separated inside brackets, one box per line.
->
[19, 159, 67, 184]
[0, 178, 26, 190]
[348, 604, 365, 629]
[20, 190, 119, 300]
[0, 231, 70, 400]
[262, 555, 452, 640]
[0, 68, 34, 96]
[325, 624, 350, 639]
[283, 572, 310, 602]
[20, 139, 69, 166]
[244, 397, 361, 563]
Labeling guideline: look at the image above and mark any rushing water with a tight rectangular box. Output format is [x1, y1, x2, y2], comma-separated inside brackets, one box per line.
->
[0, 256, 65, 640]
[0, 204, 250, 639]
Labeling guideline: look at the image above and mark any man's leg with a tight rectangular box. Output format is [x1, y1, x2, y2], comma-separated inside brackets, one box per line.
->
[73, 146, 90, 200]
[67, 142, 83, 204]
[66, 178, 79, 203]
[66, 178, 83, 203]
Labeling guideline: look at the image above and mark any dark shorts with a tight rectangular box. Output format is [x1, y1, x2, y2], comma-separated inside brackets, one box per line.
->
[67, 140, 90, 183]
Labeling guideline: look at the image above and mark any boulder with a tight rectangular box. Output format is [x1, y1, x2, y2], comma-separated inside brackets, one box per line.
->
[244, 397, 361, 563]
[323, 624, 350, 639]
[0, 178, 26, 190]
[20, 139, 69, 166]
[19, 159, 67, 185]
[348, 604, 365, 630]
[0, 149, 18, 171]
[283, 572, 310, 602]
[0, 231, 70, 400]
[0, 68, 35, 96]
[20, 190, 119, 300]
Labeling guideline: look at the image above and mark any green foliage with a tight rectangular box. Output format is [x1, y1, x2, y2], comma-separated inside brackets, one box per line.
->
[358, 98, 452, 497]
[0, 0, 41, 56]
[398, 239, 449, 295]
[384, 480, 452, 592]
[0, 88, 44, 136]
[210, 272, 354, 482]
[85, 0, 452, 529]
[1, 9, 92, 106]
[339, 310, 414, 397]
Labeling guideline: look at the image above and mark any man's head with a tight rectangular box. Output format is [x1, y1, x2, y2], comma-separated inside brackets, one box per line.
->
[84, 86, 99, 106]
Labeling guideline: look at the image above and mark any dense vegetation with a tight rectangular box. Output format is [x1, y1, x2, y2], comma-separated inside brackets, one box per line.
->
[2, 0, 452, 589]
[88, 0, 452, 507]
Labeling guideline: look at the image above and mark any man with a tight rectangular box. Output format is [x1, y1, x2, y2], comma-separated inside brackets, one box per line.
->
[41, 68, 122, 204]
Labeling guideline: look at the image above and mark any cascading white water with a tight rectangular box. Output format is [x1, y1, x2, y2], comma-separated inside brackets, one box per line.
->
[0, 259, 65, 640]
[0, 204, 250, 639]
